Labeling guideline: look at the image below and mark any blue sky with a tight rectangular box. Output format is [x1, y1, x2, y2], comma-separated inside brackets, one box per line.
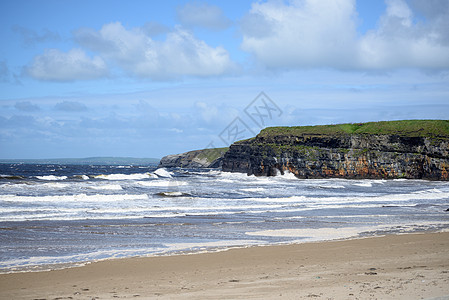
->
[1, 0, 448, 159]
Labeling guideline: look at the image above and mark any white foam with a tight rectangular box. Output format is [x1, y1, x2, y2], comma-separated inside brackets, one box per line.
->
[218, 172, 273, 184]
[88, 184, 123, 191]
[0, 207, 85, 213]
[353, 182, 373, 187]
[275, 170, 298, 180]
[317, 184, 346, 189]
[237, 188, 449, 205]
[41, 182, 70, 189]
[246, 226, 373, 241]
[95, 173, 153, 180]
[241, 187, 266, 192]
[246, 221, 449, 242]
[35, 175, 68, 181]
[137, 180, 187, 187]
[204, 170, 222, 176]
[0, 246, 167, 270]
[216, 178, 235, 183]
[158, 191, 184, 197]
[163, 240, 264, 253]
[0, 193, 149, 203]
[153, 168, 173, 178]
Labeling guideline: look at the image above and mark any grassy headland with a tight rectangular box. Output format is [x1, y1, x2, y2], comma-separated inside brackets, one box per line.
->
[258, 120, 449, 139]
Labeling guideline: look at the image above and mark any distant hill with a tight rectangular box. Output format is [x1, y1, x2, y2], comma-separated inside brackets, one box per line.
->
[159, 147, 229, 168]
[0, 157, 160, 166]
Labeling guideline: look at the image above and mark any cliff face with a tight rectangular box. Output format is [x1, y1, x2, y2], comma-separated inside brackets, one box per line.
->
[159, 147, 228, 168]
[222, 120, 449, 180]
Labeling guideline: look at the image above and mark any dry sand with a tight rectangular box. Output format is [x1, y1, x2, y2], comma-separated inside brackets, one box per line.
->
[1, 232, 449, 300]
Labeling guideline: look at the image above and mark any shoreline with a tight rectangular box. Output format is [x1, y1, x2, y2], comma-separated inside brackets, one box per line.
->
[1, 232, 448, 299]
[2, 227, 445, 275]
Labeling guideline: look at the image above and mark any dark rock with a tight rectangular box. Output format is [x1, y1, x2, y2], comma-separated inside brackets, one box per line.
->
[159, 147, 228, 168]
[365, 272, 378, 275]
[222, 121, 449, 180]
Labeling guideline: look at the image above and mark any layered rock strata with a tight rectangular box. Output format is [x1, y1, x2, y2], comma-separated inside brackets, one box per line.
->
[222, 120, 449, 180]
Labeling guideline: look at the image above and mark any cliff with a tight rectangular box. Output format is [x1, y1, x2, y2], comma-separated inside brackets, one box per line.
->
[221, 120, 449, 180]
[159, 147, 228, 168]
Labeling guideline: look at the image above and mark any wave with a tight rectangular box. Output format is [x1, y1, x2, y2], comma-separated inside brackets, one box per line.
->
[0, 246, 167, 271]
[88, 184, 123, 191]
[41, 182, 70, 189]
[0, 193, 149, 203]
[35, 175, 68, 181]
[237, 188, 449, 204]
[0, 175, 25, 180]
[153, 168, 173, 178]
[0, 203, 291, 222]
[352, 182, 373, 187]
[315, 184, 346, 189]
[137, 180, 187, 187]
[94, 173, 154, 180]
[156, 191, 188, 197]
[240, 187, 266, 193]
[275, 170, 298, 180]
[228, 176, 277, 185]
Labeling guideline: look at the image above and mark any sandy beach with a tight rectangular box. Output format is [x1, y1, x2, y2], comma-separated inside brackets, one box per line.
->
[1, 232, 448, 300]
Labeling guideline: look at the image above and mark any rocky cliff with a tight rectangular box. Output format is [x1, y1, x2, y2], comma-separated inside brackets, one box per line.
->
[159, 147, 228, 168]
[222, 120, 449, 180]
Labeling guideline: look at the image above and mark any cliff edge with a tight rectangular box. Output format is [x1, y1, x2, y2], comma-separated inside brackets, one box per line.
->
[159, 147, 228, 168]
[222, 120, 449, 180]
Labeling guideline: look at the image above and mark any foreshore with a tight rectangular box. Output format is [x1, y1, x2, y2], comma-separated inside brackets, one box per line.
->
[1, 232, 449, 299]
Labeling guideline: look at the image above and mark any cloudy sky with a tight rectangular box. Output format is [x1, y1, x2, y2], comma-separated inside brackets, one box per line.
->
[1, 0, 448, 159]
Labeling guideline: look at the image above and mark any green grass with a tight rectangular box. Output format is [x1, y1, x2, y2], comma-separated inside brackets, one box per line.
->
[258, 120, 449, 138]
[196, 147, 229, 162]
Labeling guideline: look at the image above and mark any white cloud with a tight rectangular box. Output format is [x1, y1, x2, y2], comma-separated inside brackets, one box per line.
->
[240, 0, 449, 71]
[241, 0, 358, 69]
[410, 0, 449, 45]
[26, 48, 108, 81]
[357, 0, 449, 69]
[74, 22, 235, 79]
[176, 2, 232, 30]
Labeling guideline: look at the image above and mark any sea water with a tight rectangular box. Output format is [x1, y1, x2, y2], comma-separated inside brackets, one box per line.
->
[1, 163, 448, 273]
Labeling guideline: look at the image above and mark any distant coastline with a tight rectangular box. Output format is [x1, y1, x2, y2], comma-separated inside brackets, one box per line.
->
[159, 147, 228, 168]
[0, 157, 160, 166]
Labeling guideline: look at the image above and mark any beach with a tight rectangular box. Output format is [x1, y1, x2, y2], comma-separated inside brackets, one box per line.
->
[1, 232, 448, 299]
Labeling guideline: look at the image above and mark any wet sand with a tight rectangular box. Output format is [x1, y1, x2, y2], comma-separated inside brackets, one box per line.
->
[1, 232, 449, 299]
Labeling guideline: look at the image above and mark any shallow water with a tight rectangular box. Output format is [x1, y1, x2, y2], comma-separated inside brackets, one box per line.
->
[1, 163, 448, 272]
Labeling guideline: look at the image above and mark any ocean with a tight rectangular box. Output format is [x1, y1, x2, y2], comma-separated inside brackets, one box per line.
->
[1, 163, 448, 273]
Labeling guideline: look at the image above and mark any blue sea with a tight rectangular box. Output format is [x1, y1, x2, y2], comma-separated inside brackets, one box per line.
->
[1, 163, 448, 273]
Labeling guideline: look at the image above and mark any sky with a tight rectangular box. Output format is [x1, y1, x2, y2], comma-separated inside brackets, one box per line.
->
[1, 0, 448, 159]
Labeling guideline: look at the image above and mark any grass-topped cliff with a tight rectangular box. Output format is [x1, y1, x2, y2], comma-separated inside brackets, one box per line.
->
[257, 120, 449, 139]
[159, 147, 228, 168]
[223, 120, 449, 180]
